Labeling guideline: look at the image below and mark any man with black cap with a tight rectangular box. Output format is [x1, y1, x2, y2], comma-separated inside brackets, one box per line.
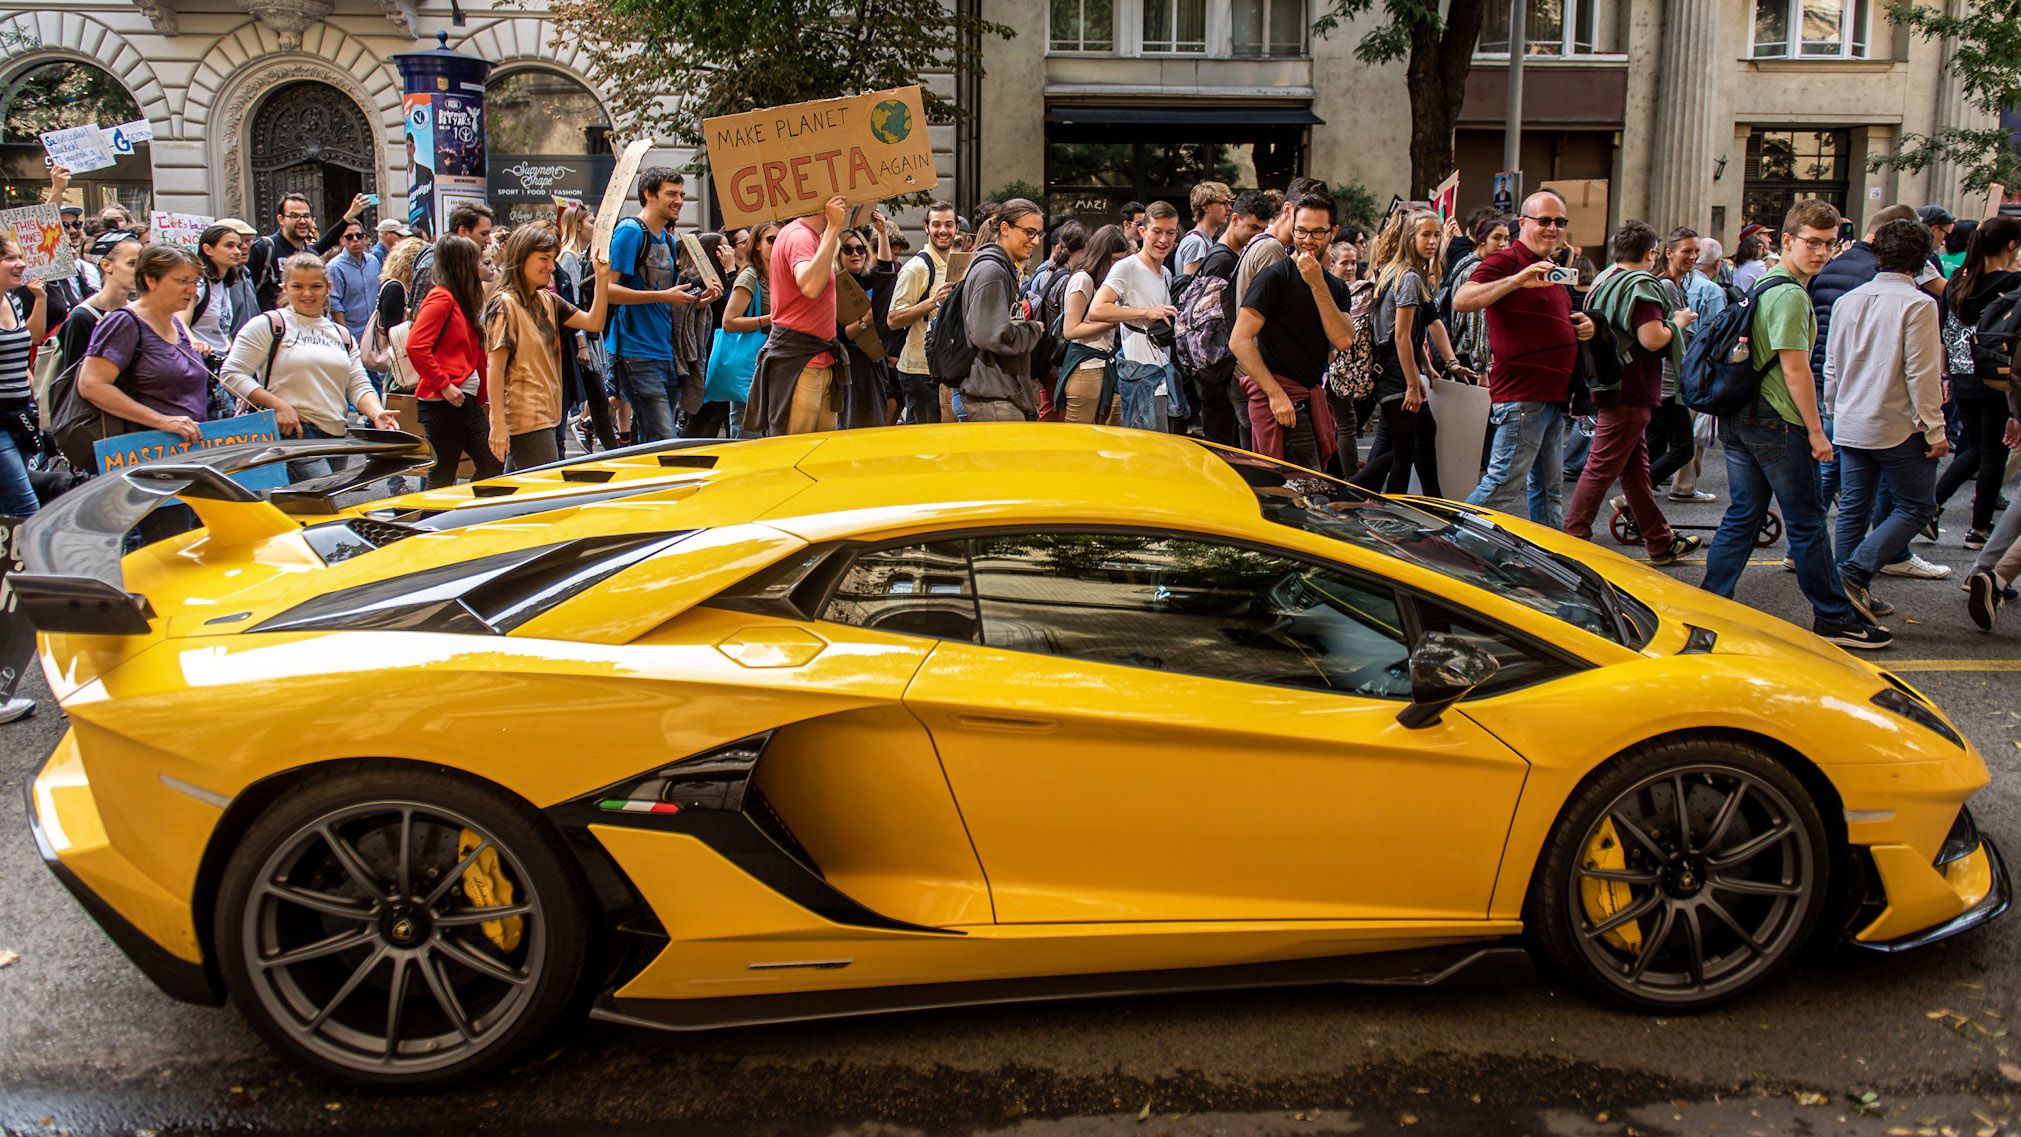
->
[1918, 205, 1955, 281]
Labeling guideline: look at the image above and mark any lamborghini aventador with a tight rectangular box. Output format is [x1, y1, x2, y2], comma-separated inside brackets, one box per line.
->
[17, 425, 2005, 1089]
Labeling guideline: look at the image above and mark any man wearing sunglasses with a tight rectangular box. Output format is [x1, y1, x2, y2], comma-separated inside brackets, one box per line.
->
[1453, 189, 1597, 528]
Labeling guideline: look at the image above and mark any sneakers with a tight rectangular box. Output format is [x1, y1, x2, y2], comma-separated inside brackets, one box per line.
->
[1879, 553, 1953, 580]
[1968, 571, 2003, 632]
[1649, 533, 1704, 566]
[1965, 528, 1991, 551]
[1668, 490, 1718, 503]
[0, 696, 32, 724]
[1609, 494, 1628, 514]
[1781, 556, 1796, 572]
[1814, 617, 1894, 650]
[1841, 575, 1895, 623]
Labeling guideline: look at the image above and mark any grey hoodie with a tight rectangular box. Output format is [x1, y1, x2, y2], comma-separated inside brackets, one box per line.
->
[959, 244, 1044, 411]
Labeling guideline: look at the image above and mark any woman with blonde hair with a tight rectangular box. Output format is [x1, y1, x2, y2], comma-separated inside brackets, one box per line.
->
[482, 224, 612, 469]
[1352, 209, 1444, 495]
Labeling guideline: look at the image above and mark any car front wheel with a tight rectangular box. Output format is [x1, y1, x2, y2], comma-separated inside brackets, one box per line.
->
[1527, 738, 1829, 1010]
[215, 766, 589, 1089]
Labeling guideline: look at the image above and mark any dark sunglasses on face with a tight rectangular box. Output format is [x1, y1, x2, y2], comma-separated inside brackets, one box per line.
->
[62, 220, 82, 230]
[1524, 215, 1571, 228]
[841, 244, 867, 255]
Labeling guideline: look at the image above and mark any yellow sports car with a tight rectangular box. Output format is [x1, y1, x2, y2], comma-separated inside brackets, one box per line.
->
[18, 425, 2005, 1090]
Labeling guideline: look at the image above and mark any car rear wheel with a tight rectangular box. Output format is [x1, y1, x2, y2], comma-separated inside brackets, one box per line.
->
[1527, 738, 1829, 1010]
[215, 766, 589, 1089]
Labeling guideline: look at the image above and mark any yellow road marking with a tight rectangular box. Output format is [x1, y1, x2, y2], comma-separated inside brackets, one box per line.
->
[1653, 557, 1784, 567]
[1885, 660, 2021, 673]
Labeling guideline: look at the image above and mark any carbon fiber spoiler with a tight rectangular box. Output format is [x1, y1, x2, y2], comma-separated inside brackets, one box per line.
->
[12, 429, 433, 635]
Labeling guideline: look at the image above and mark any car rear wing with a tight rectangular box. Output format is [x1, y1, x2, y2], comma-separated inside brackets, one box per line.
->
[11, 429, 434, 635]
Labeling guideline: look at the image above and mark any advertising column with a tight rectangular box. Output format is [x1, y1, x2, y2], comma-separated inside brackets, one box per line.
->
[392, 33, 494, 238]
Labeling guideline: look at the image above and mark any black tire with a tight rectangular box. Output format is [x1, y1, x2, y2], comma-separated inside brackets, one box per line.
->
[214, 764, 591, 1090]
[1526, 737, 1829, 1011]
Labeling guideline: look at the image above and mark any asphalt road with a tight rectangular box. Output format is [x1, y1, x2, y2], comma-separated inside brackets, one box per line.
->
[3, 459, 2020, 1137]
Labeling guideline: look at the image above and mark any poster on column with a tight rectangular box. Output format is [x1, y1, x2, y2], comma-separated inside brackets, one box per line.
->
[703, 85, 937, 228]
[0, 205, 75, 283]
[433, 89, 487, 234]
[403, 93, 437, 236]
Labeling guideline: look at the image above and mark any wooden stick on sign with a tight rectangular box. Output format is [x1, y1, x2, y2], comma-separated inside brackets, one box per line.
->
[595, 137, 657, 260]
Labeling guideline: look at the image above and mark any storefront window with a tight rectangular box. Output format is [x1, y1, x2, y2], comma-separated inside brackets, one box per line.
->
[0, 61, 151, 212]
[484, 68, 613, 229]
[1045, 129, 1305, 226]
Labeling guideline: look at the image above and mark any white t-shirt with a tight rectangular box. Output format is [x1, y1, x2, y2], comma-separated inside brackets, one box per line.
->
[189, 278, 233, 354]
[1101, 254, 1172, 367]
[220, 307, 375, 436]
[1064, 270, 1116, 353]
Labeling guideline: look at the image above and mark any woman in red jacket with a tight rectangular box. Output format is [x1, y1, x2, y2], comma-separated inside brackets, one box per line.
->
[406, 235, 502, 487]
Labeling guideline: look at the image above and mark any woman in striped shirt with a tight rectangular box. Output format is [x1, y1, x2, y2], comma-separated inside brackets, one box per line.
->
[0, 232, 49, 516]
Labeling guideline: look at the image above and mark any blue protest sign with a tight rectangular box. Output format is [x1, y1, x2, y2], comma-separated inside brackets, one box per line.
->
[93, 411, 287, 491]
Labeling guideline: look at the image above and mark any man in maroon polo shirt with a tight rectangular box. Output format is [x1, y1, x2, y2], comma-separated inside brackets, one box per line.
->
[1452, 189, 1596, 526]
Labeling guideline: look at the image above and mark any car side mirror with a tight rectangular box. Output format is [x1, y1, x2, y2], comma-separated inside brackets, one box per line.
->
[1396, 632, 1500, 729]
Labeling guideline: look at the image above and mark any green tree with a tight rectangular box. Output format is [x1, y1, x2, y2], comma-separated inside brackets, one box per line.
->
[1874, 0, 2021, 195]
[549, 0, 1012, 168]
[1311, 0, 1492, 198]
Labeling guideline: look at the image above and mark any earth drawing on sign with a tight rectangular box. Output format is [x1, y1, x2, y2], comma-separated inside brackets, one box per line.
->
[870, 100, 913, 145]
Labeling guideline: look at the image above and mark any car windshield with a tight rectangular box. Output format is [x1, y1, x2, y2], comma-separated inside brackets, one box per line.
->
[1209, 448, 1644, 647]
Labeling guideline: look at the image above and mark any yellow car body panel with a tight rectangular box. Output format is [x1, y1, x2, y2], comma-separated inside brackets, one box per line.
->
[20, 424, 2002, 1022]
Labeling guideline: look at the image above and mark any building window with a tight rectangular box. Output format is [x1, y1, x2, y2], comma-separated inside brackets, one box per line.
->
[1478, 0, 1602, 56]
[485, 68, 614, 229]
[1752, 0, 1871, 59]
[0, 61, 150, 212]
[1231, 0, 1307, 57]
[1142, 0, 1209, 53]
[1051, 0, 1117, 52]
[1741, 127, 1851, 233]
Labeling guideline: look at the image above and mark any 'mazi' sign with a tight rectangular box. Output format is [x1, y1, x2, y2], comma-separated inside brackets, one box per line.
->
[704, 86, 937, 227]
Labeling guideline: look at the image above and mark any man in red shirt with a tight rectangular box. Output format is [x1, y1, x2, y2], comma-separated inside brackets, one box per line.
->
[1452, 189, 1595, 526]
[767, 194, 846, 434]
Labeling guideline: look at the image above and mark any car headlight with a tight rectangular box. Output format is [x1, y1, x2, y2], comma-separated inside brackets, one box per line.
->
[1937, 806, 1981, 867]
[1871, 687, 1964, 750]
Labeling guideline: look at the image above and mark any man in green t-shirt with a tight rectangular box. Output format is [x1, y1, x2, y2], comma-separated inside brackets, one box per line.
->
[1701, 199, 1890, 650]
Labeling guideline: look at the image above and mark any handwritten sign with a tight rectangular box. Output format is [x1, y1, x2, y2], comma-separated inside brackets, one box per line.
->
[1431, 171, 1459, 226]
[704, 85, 936, 228]
[93, 411, 286, 492]
[0, 205, 75, 283]
[678, 231, 721, 294]
[40, 124, 117, 174]
[149, 211, 214, 250]
[593, 138, 655, 267]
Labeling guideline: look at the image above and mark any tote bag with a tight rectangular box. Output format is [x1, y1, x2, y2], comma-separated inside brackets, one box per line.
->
[703, 284, 766, 403]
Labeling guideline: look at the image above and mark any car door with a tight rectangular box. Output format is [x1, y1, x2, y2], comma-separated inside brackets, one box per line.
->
[868, 529, 1538, 926]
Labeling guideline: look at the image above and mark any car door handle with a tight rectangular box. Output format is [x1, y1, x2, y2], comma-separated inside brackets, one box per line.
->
[950, 713, 1060, 734]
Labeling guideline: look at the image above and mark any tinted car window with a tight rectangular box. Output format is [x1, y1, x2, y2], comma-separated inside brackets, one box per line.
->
[968, 533, 1412, 699]
[820, 542, 980, 642]
[1415, 601, 1575, 696]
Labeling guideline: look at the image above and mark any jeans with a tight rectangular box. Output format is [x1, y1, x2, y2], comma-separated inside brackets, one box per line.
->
[416, 396, 503, 489]
[1193, 360, 1242, 446]
[1565, 405, 1676, 556]
[899, 371, 941, 424]
[1818, 411, 1840, 510]
[508, 428, 559, 471]
[1972, 494, 2021, 584]
[1835, 435, 1939, 586]
[615, 356, 679, 442]
[1702, 404, 1854, 625]
[1116, 361, 1176, 432]
[1934, 392, 2013, 531]
[1645, 401, 1697, 490]
[1563, 417, 1594, 478]
[284, 422, 341, 485]
[1352, 399, 1440, 496]
[1465, 400, 1565, 526]
[0, 428, 37, 516]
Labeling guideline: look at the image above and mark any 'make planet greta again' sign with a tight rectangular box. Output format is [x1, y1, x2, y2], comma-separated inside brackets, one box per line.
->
[704, 85, 937, 228]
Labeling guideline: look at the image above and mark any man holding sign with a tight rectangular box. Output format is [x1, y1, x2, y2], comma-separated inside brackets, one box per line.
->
[605, 168, 720, 443]
[743, 193, 849, 437]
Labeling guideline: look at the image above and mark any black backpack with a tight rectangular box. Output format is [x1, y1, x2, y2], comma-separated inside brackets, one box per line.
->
[1680, 276, 1801, 416]
[925, 246, 1008, 386]
[1036, 267, 1077, 373]
[1971, 289, 2021, 394]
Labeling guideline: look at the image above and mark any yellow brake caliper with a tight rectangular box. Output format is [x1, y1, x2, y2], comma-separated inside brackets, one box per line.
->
[1580, 819, 1645, 954]
[457, 829, 523, 953]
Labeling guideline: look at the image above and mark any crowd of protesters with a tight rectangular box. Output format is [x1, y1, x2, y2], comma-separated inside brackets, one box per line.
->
[7, 156, 2019, 656]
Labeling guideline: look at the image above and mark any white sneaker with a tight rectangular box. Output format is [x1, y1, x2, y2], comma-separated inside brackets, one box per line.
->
[1781, 556, 1796, 572]
[0, 696, 33, 724]
[1668, 490, 1718, 503]
[1879, 553, 1953, 580]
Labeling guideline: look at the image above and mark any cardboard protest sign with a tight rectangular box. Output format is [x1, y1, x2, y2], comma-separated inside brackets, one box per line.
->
[0, 205, 75, 283]
[94, 411, 286, 493]
[704, 85, 936, 228]
[149, 211, 214, 250]
[1431, 171, 1460, 225]
[40, 124, 116, 174]
[594, 138, 656, 265]
[945, 251, 973, 284]
[679, 231, 722, 294]
[834, 272, 885, 358]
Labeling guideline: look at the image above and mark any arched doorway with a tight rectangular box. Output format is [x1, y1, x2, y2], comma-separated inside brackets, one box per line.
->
[484, 67, 612, 228]
[0, 60, 151, 213]
[248, 81, 376, 229]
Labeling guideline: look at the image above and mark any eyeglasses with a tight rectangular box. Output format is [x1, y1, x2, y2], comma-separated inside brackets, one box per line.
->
[840, 244, 867, 255]
[282, 212, 313, 221]
[1523, 215, 1571, 229]
[1292, 227, 1332, 240]
[1790, 234, 1833, 252]
[1012, 224, 1043, 239]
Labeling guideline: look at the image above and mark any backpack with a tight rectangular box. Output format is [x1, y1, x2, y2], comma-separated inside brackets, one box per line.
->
[49, 306, 125, 471]
[1037, 267, 1078, 374]
[1325, 281, 1379, 401]
[1679, 276, 1800, 416]
[1970, 289, 2021, 394]
[925, 245, 1009, 386]
[1172, 274, 1233, 378]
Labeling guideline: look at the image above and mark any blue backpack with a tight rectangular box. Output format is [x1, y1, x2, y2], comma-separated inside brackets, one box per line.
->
[1680, 276, 1800, 416]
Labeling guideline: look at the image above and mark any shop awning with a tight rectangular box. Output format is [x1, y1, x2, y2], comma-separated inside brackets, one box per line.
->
[1045, 105, 1324, 127]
